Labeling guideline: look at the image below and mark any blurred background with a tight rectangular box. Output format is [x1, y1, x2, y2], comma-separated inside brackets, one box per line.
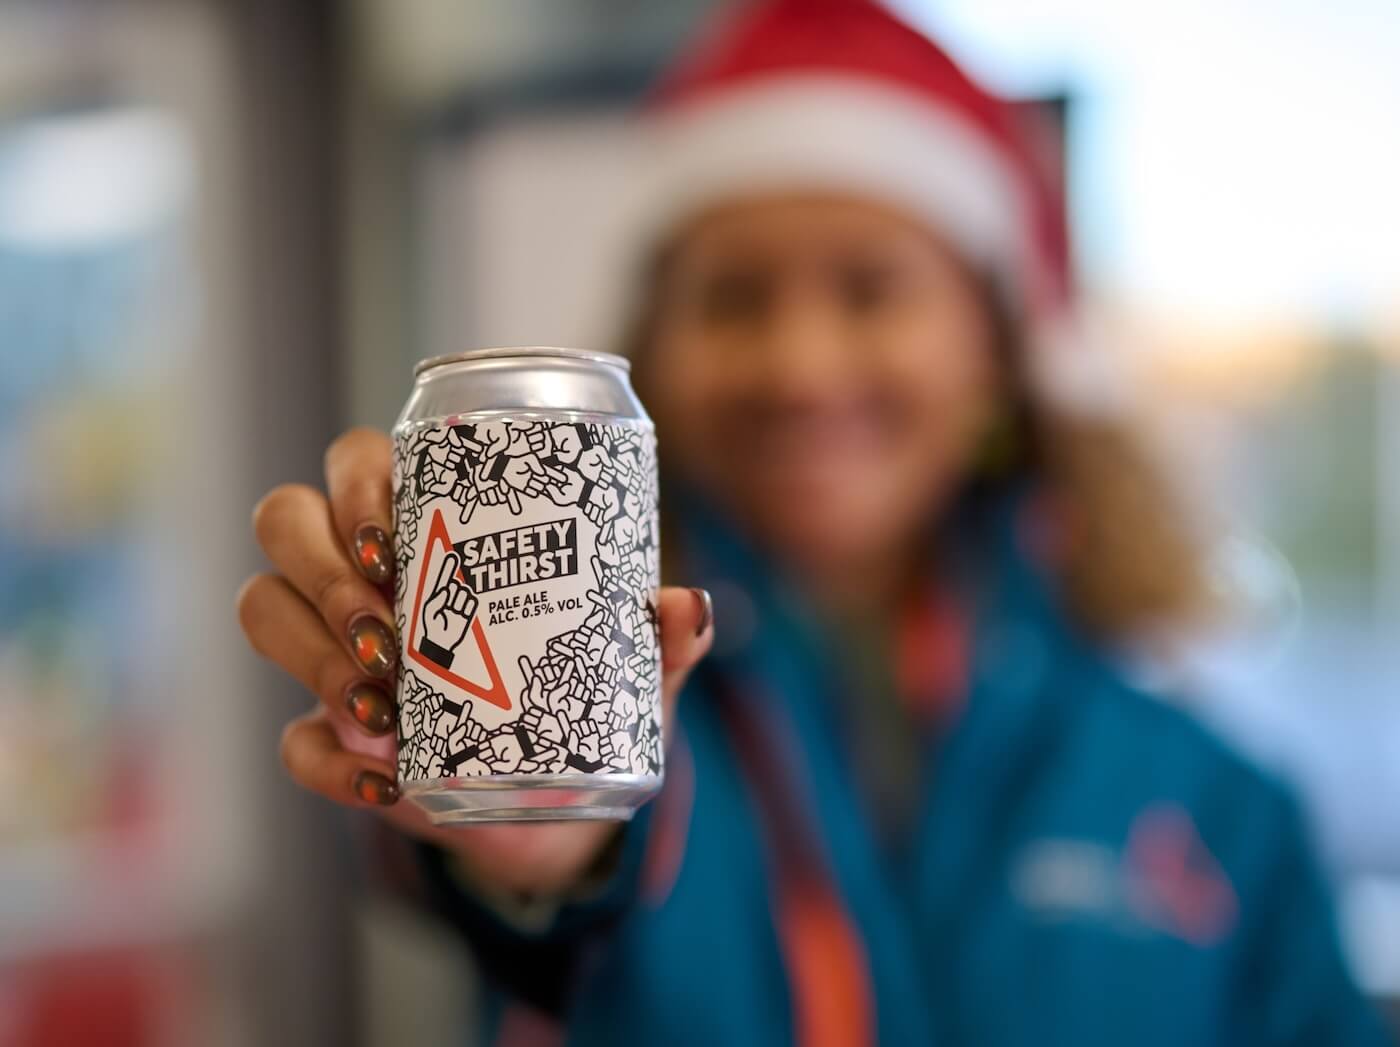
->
[0, 1, 1396, 1044]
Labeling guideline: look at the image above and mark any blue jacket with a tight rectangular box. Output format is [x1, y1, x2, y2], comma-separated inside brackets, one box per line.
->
[417, 494, 1391, 1047]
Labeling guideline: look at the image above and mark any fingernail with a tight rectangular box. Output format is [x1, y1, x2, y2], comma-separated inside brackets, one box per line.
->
[348, 616, 396, 677]
[345, 682, 395, 735]
[353, 770, 399, 806]
[690, 588, 713, 638]
[353, 523, 393, 585]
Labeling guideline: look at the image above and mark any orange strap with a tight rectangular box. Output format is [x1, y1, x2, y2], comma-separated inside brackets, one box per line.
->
[895, 588, 969, 728]
[778, 883, 875, 1047]
[710, 667, 876, 1047]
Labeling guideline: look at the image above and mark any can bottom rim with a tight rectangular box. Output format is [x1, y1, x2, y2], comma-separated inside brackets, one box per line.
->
[402, 772, 661, 824]
[426, 805, 638, 824]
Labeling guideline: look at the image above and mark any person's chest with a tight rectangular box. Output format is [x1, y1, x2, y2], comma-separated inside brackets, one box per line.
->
[573, 674, 1242, 1047]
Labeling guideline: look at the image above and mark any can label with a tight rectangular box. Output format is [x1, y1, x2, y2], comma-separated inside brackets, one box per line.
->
[391, 417, 661, 783]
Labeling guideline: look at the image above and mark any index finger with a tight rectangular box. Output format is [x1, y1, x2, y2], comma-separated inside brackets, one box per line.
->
[656, 586, 713, 743]
[325, 427, 394, 585]
[434, 550, 461, 594]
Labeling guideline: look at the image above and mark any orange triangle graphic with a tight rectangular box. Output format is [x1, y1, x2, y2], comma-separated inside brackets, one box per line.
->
[407, 507, 511, 710]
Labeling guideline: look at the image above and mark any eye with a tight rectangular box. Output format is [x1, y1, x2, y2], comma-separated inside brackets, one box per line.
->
[839, 262, 898, 314]
[694, 267, 772, 327]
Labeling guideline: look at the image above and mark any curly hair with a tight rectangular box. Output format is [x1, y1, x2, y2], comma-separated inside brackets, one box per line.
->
[979, 283, 1219, 642]
[1032, 408, 1216, 640]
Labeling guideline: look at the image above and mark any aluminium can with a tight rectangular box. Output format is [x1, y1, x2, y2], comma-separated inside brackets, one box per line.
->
[391, 346, 662, 823]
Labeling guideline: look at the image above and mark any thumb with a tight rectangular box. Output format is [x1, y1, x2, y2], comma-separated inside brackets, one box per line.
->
[656, 587, 714, 734]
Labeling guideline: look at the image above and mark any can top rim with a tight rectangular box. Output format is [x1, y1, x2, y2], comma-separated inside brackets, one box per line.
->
[414, 346, 630, 377]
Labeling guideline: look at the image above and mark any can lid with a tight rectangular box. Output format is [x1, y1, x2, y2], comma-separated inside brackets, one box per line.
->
[414, 346, 630, 377]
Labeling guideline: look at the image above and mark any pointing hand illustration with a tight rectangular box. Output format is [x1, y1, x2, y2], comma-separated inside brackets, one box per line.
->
[420, 550, 477, 670]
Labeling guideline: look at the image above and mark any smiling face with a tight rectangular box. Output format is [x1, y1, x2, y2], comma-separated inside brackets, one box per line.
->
[645, 193, 1005, 588]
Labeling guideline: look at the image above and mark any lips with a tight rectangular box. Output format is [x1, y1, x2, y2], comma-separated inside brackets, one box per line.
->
[739, 405, 897, 476]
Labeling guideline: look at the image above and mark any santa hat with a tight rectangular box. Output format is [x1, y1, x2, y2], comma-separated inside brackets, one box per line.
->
[620, 0, 1119, 410]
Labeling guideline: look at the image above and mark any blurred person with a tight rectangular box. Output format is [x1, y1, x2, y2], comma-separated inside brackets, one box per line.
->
[236, 0, 1392, 1043]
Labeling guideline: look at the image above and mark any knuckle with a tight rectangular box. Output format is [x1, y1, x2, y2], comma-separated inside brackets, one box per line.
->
[278, 719, 326, 791]
[234, 574, 262, 624]
[340, 477, 390, 524]
[252, 483, 319, 544]
[312, 567, 361, 620]
[235, 574, 278, 642]
[324, 433, 351, 474]
[326, 427, 387, 473]
[278, 720, 303, 776]
[311, 649, 350, 704]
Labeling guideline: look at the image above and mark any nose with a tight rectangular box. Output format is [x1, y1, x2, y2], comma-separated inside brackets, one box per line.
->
[755, 288, 854, 406]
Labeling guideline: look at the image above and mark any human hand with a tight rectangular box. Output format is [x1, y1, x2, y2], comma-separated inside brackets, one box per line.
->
[237, 427, 712, 895]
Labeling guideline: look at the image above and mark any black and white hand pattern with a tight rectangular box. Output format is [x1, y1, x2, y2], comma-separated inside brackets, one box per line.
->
[418, 550, 476, 670]
[392, 418, 661, 781]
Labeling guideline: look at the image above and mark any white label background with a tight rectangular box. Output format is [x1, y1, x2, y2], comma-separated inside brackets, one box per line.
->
[391, 417, 661, 784]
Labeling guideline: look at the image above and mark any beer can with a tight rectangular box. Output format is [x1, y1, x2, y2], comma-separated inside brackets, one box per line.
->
[391, 347, 662, 823]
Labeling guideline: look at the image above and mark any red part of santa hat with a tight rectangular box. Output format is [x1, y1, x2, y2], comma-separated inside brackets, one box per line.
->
[633, 0, 1072, 317]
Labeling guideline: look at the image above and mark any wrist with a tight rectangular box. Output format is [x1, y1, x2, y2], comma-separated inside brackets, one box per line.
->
[419, 634, 456, 668]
